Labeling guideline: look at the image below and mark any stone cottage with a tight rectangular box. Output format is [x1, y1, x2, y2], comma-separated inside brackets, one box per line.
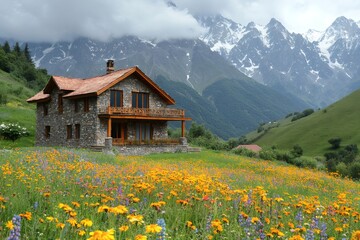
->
[27, 60, 191, 154]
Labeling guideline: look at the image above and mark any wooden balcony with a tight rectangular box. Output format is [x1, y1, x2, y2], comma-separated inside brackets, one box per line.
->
[113, 138, 180, 146]
[99, 107, 185, 118]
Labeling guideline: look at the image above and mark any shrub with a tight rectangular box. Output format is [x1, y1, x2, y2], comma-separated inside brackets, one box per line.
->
[232, 148, 257, 158]
[335, 162, 349, 177]
[292, 156, 318, 169]
[0, 122, 29, 142]
[259, 149, 277, 161]
[328, 137, 341, 149]
[291, 144, 303, 158]
[349, 162, 360, 180]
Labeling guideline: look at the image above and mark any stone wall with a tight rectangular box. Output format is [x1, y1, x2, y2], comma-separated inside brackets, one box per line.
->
[114, 144, 188, 155]
[35, 88, 99, 147]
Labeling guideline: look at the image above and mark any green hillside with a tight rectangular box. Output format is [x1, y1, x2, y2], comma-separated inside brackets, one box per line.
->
[0, 69, 36, 147]
[253, 88, 360, 156]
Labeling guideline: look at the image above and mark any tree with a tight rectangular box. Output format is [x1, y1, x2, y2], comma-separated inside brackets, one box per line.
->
[3, 41, 11, 53]
[13, 42, 21, 55]
[291, 144, 303, 158]
[328, 137, 341, 149]
[23, 43, 33, 63]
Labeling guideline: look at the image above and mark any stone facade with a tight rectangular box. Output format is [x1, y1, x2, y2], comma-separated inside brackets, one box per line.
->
[35, 75, 173, 149]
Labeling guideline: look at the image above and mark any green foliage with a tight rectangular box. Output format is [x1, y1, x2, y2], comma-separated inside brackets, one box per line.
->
[290, 144, 303, 158]
[349, 162, 360, 180]
[328, 137, 341, 149]
[0, 42, 49, 91]
[254, 89, 360, 156]
[232, 147, 257, 158]
[292, 156, 318, 169]
[291, 108, 314, 121]
[0, 122, 29, 142]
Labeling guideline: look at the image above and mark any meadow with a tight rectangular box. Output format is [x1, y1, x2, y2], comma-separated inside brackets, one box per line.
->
[0, 148, 359, 239]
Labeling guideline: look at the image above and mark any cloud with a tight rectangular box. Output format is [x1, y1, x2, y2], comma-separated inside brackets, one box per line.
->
[0, 0, 205, 43]
[173, 0, 360, 33]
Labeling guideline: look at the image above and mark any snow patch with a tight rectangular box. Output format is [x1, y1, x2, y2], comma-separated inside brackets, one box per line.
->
[33, 44, 55, 68]
[254, 24, 270, 47]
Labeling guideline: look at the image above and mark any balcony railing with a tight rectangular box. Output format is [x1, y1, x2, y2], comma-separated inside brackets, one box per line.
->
[113, 138, 180, 146]
[99, 107, 185, 118]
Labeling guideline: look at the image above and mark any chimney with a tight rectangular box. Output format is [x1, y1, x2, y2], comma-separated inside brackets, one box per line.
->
[106, 59, 114, 74]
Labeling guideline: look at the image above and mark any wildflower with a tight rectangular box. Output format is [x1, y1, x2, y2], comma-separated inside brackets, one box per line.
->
[109, 205, 128, 215]
[119, 225, 129, 232]
[186, 221, 196, 230]
[127, 214, 144, 225]
[335, 227, 343, 232]
[351, 230, 360, 240]
[6, 220, 14, 230]
[134, 235, 147, 240]
[7, 215, 21, 240]
[98, 205, 110, 213]
[67, 218, 78, 227]
[88, 229, 115, 240]
[43, 192, 51, 197]
[19, 212, 32, 220]
[146, 224, 162, 233]
[79, 230, 86, 236]
[80, 218, 93, 227]
[251, 217, 260, 224]
[157, 218, 166, 240]
[72, 201, 81, 208]
[289, 235, 305, 240]
[211, 219, 223, 234]
[56, 223, 65, 229]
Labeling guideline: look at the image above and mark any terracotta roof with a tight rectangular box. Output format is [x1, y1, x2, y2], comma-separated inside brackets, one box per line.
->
[236, 144, 262, 152]
[27, 66, 175, 104]
[26, 91, 50, 103]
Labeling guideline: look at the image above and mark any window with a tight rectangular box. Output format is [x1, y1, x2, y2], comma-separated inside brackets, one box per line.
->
[43, 103, 48, 116]
[45, 126, 50, 139]
[66, 125, 72, 139]
[135, 122, 153, 142]
[110, 90, 123, 107]
[58, 94, 63, 113]
[132, 92, 149, 108]
[75, 124, 80, 139]
[74, 100, 79, 113]
[84, 98, 89, 112]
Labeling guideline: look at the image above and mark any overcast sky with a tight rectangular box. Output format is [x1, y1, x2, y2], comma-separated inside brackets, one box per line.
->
[1, 0, 359, 43]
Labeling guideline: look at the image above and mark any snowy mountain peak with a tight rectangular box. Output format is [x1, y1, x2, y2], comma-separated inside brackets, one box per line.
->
[304, 29, 323, 42]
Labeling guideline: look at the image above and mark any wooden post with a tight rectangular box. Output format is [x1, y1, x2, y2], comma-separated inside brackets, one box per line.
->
[181, 120, 185, 137]
[107, 118, 112, 137]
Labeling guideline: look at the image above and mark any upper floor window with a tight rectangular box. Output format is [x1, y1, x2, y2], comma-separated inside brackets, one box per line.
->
[58, 94, 63, 113]
[132, 92, 149, 108]
[84, 98, 90, 112]
[110, 90, 123, 107]
[43, 103, 48, 116]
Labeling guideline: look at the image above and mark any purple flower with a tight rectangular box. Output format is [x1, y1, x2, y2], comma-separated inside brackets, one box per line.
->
[7, 215, 21, 240]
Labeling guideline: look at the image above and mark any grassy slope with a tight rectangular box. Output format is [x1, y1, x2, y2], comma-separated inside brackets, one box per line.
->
[253, 89, 360, 156]
[0, 70, 36, 148]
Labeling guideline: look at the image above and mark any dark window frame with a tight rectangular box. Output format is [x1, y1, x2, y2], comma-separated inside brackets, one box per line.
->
[84, 98, 90, 112]
[75, 124, 80, 139]
[74, 100, 79, 113]
[43, 103, 48, 116]
[110, 90, 123, 107]
[45, 126, 50, 139]
[132, 92, 149, 108]
[58, 94, 63, 114]
[66, 125, 72, 139]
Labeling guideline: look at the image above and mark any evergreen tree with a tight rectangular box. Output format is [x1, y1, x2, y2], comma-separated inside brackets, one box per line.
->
[3, 41, 11, 53]
[23, 43, 33, 63]
[13, 42, 21, 55]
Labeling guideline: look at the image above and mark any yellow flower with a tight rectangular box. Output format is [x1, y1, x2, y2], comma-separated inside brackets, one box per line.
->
[119, 225, 129, 232]
[43, 192, 51, 197]
[145, 224, 162, 233]
[127, 214, 144, 225]
[88, 229, 115, 240]
[79, 230, 86, 236]
[251, 217, 260, 223]
[72, 201, 81, 208]
[67, 218, 78, 227]
[134, 235, 147, 240]
[109, 205, 128, 215]
[80, 218, 93, 227]
[132, 197, 140, 203]
[351, 230, 360, 240]
[56, 223, 65, 229]
[98, 205, 110, 213]
[6, 220, 14, 230]
[289, 235, 305, 240]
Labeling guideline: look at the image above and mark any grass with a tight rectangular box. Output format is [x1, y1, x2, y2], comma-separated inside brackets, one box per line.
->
[0, 148, 359, 239]
[251, 89, 360, 156]
[0, 69, 36, 148]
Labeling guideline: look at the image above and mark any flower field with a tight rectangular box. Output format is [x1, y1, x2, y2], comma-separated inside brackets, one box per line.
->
[0, 149, 359, 239]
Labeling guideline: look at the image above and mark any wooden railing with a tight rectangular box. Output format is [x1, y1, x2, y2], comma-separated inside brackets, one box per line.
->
[99, 107, 185, 118]
[113, 138, 180, 146]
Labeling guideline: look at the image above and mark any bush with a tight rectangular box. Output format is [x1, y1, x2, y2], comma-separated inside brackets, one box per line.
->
[349, 162, 360, 180]
[0, 122, 29, 142]
[292, 156, 318, 169]
[291, 144, 303, 158]
[335, 162, 349, 177]
[232, 148, 257, 158]
[259, 149, 277, 161]
[328, 137, 341, 149]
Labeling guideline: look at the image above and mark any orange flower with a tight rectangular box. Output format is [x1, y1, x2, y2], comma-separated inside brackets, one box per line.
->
[134, 234, 147, 240]
[145, 224, 162, 233]
[80, 218, 93, 227]
[19, 211, 32, 220]
[119, 225, 129, 232]
[351, 230, 360, 240]
[6, 220, 14, 230]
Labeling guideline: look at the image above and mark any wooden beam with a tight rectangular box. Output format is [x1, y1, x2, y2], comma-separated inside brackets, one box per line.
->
[107, 117, 112, 137]
[181, 120, 185, 138]
[98, 114, 191, 121]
